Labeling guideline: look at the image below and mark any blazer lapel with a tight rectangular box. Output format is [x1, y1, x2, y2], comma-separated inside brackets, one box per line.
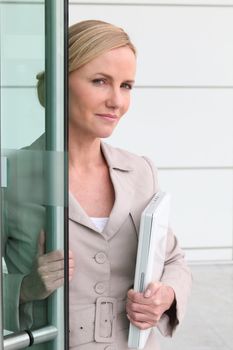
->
[69, 192, 98, 232]
[101, 142, 135, 240]
[68, 141, 135, 238]
[102, 167, 134, 240]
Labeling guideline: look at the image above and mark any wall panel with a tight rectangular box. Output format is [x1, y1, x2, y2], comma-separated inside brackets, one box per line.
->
[184, 248, 232, 261]
[70, 0, 233, 4]
[108, 89, 233, 167]
[158, 169, 233, 247]
[69, 4, 233, 86]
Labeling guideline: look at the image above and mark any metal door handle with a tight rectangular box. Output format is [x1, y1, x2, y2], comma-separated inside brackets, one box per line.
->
[4, 325, 58, 350]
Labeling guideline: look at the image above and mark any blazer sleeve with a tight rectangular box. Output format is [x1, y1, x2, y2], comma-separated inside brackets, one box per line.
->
[3, 273, 33, 331]
[2, 215, 33, 331]
[143, 156, 192, 337]
[2, 146, 44, 332]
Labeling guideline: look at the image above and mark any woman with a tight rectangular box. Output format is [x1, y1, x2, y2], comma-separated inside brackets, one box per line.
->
[67, 20, 191, 350]
[5, 20, 191, 349]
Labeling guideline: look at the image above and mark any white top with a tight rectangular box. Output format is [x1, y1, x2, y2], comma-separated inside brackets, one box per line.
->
[90, 217, 109, 232]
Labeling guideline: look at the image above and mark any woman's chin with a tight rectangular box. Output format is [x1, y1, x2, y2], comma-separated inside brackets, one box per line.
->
[97, 126, 117, 139]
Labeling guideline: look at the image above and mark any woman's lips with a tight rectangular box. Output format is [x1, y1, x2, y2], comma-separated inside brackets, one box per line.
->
[96, 113, 118, 121]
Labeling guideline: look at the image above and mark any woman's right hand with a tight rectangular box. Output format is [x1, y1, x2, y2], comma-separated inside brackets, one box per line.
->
[20, 230, 75, 303]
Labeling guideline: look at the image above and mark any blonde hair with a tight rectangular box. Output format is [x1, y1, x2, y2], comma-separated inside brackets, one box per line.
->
[69, 20, 136, 73]
[37, 20, 136, 106]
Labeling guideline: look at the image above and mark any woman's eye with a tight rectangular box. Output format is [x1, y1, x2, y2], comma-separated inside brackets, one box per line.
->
[92, 78, 106, 85]
[121, 83, 133, 90]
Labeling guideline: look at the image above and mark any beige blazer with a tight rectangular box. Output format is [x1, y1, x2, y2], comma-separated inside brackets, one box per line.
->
[3, 136, 191, 350]
[69, 141, 192, 350]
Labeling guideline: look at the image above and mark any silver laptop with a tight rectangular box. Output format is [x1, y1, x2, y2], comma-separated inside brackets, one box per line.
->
[128, 191, 170, 349]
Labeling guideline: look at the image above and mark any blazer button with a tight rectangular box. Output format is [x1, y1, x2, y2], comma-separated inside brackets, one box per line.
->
[95, 252, 107, 264]
[94, 282, 106, 294]
[104, 346, 116, 350]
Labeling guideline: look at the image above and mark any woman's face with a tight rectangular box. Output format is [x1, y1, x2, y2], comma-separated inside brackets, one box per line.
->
[69, 46, 136, 139]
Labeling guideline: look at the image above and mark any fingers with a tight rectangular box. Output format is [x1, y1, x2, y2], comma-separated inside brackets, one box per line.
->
[126, 283, 164, 329]
[37, 234, 76, 282]
[38, 258, 64, 273]
[69, 249, 74, 258]
[126, 298, 160, 318]
[126, 283, 176, 331]
[127, 315, 156, 330]
[38, 232, 74, 262]
[126, 297, 161, 328]
[127, 282, 164, 306]
[127, 311, 159, 328]
[144, 282, 162, 298]
[39, 274, 65, 296]
[126, 299, 159, 329]
[38, 249, 75, 270]
[69, 252, 75, 281]
[38, 229, 46, 256]
[38, 249, 75, 265]
[21, 244, 75, 302]
[37, 245, 75, 283]
[38, 249, 64, 264]
[127, 288, 160, 305]
[38, 267, 65, 284]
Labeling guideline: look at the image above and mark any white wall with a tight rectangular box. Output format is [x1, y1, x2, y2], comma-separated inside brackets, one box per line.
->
[69, 0, 233, 261]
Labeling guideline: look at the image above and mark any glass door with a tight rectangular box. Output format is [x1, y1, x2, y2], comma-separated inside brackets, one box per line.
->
[0, 0, 68, 349]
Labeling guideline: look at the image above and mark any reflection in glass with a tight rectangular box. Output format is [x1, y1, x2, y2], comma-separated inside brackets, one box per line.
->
[1, 0, 46, 330]
[1, 0, 67, 347]
[0, 1, 53, 348]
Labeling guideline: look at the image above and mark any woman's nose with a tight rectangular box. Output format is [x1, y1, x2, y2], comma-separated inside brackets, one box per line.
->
[106, 88, 122, 109]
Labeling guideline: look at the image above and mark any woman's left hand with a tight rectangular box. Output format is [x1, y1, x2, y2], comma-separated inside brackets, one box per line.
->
[126, 282, 175, 330]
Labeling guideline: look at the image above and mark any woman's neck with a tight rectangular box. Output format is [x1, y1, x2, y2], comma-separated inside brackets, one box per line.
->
[69, 129, 104, 170]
